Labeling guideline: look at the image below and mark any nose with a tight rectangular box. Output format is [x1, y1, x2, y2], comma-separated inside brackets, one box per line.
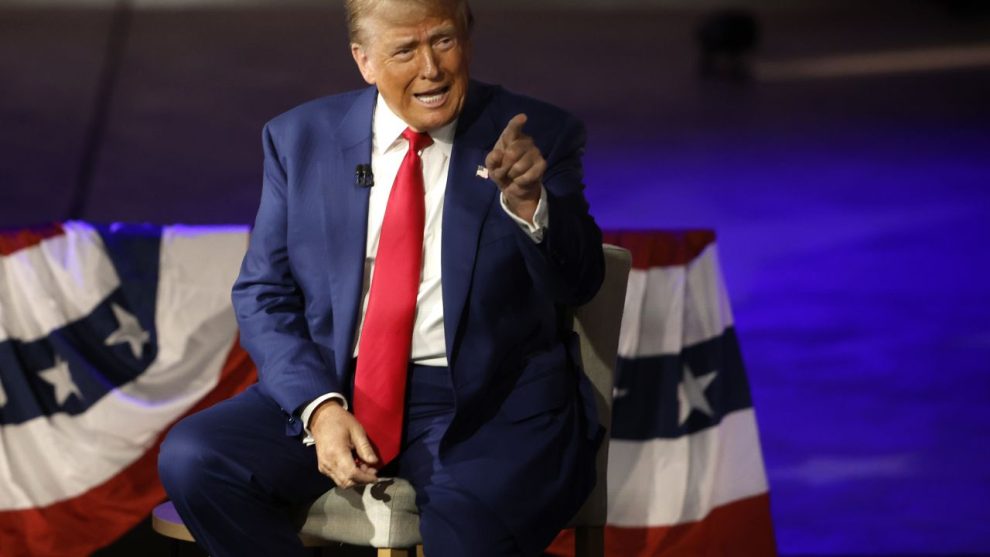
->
[418, 46, 441, 80]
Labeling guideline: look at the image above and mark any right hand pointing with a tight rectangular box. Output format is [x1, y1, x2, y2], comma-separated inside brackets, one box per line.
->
[485, 113, 546, 223]
[309, 400, 379, 488]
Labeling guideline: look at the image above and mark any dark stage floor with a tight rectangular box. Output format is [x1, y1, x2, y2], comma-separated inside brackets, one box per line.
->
[2, 1, 989, 554]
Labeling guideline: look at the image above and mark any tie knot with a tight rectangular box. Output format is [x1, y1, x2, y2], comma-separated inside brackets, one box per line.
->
[402, 128, 433, 153]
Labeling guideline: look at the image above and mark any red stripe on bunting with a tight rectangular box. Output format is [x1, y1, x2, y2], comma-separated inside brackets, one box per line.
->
[603, 229, 716, 269]
[0, 224, 65, 256]
[547, 493, 777, 557]
[0, 341, 257, 557]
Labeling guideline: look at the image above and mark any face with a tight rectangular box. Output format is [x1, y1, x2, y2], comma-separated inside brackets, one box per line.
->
[351, 2, 471, 132]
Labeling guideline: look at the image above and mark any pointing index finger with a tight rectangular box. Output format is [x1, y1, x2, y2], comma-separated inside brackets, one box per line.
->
[497, 113, 528, 148]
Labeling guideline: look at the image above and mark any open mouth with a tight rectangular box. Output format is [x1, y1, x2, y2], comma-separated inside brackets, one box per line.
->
[413, 85, 450, 107]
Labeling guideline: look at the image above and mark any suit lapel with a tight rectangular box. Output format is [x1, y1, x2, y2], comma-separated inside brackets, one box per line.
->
[324, 86, 376, 377]
[442, 82, 500, 366]
[321, 83, 500, 371]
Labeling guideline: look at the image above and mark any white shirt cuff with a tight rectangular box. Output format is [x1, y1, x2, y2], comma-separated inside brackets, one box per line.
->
[500, 186, 548, 243]
[300, 393, 348, 446]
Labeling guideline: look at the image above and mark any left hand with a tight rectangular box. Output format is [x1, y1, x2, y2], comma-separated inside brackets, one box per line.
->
[309, 400, 379, 488]
[485, 113, 546, 223]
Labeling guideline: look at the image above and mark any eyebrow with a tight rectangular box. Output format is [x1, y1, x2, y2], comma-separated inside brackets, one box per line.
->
[390, 38, 417, 51]
[386, 23, 458, 50]
[427, 23, 458, 39]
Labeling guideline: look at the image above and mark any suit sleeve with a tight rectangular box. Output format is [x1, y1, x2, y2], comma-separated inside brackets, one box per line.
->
[231, 123, 339, 419]
[513, 114, 605, 306]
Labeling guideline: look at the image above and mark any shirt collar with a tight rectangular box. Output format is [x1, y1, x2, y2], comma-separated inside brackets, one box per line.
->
[372, 93, 456, 157]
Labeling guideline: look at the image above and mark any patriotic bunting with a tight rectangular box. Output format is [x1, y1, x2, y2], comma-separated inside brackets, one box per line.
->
[550, 231, 776, 556]
[0, 222, 257, 557]
[0, 224, 775, 556]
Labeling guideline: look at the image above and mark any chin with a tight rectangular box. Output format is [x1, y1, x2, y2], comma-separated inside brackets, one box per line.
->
[412, 111, 456, 132]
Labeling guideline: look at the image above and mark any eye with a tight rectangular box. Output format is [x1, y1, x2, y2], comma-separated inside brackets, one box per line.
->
[393, 48, 414, 60]
[435, 37, 455, 50]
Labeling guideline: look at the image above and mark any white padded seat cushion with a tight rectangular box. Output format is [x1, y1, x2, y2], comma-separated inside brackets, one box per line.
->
[300, 477, 421, 548]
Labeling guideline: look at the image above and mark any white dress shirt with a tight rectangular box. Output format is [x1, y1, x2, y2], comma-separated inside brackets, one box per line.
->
[301, 94, 548, 443]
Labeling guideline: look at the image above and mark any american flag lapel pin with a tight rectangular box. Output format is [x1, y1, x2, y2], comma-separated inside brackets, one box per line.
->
[475, 165, 489, 179]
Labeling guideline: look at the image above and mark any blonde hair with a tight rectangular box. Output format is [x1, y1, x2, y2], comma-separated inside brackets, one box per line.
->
[345, 0, 474, 45]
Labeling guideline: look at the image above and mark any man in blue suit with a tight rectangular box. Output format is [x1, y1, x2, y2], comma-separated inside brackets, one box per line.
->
[158, 1, 604, 555]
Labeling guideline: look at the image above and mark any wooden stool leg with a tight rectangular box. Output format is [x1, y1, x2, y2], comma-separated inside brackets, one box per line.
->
[574, 526, 604, 557]
[377, 549, 410, 557]
[416, 544, 425, 557]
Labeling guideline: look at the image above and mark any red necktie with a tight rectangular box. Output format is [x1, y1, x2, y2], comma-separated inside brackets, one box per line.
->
[353, 128, 432, 466]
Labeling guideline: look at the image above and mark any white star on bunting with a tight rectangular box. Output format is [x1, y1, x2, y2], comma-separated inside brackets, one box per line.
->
[0, 376, 7, 408]
[104, 303, 150, 359]
[39, 356, 83, 406]
[677, 362, 717, 426]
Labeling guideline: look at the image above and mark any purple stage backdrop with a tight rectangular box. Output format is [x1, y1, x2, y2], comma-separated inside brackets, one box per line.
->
[1, 2, 989, 554]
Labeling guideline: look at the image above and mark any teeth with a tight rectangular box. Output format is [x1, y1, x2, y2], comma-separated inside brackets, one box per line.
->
[415, 88, 448, 105]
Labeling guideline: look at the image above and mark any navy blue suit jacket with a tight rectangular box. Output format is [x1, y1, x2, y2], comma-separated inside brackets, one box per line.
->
[232, 80, 604, 553]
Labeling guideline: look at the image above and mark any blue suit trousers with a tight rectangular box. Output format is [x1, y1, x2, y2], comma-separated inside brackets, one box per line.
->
[158, 365, 522, 556]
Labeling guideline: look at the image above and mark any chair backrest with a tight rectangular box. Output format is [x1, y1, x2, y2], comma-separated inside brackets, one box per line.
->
[568, 244, 631, 527]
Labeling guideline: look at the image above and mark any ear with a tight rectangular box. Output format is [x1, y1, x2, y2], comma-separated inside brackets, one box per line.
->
[351, 43, 377, 85]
